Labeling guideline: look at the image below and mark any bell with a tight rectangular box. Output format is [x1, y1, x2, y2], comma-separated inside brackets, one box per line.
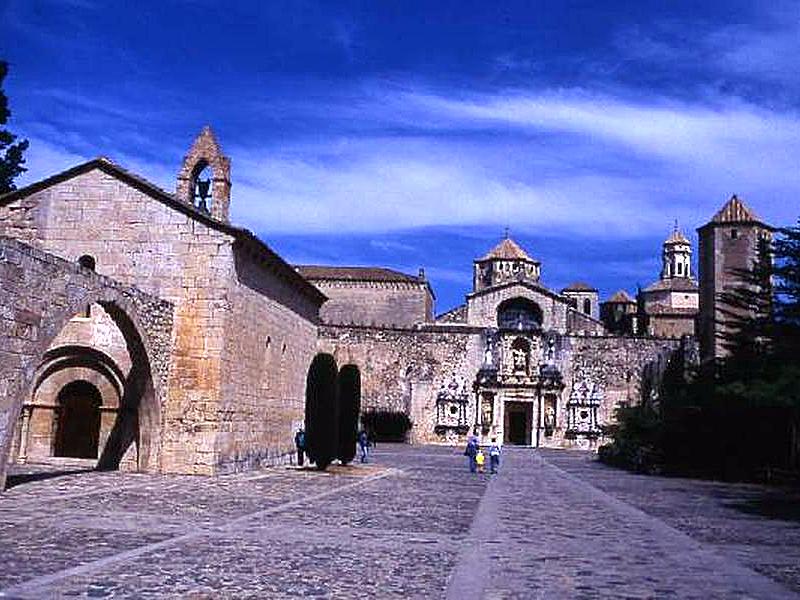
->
[195, 178, 211, 214]
[197, 178, 211, 200]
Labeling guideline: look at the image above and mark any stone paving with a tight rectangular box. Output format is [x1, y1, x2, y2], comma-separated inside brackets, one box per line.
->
[0, 445, 798, 598]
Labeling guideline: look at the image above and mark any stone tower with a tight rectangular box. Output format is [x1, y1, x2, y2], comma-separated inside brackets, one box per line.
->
[473, 235, 541, 292]
[697, 195, 772, 362]
[661, 224, 692, 279]
[639, 224, 699, 338]
[176, 126, 232, 222]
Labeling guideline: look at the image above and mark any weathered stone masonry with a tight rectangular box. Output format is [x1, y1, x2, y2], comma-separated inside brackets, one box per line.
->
[0, 236, 174, 489]
[0, 132, 325, 478]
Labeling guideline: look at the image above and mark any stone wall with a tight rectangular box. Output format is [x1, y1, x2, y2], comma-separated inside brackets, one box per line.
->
[318, 321, 680, 448]
[0, 164, 322, 475]
[466, 284, 569, 331]
[214, 243, 320, 473]
[311, 280, 432, 327]
[0, 167, 231, 473]
[317, 324, 484, 442]
[561, 335, 681, 426]
[0, 237, 174, 489]
[566, 309, 607, 335]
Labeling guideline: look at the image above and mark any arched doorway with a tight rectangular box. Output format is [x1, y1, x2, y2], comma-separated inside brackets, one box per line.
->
[305, 353, 338, 470]
[337, 365, 361, 464]
[54, 381, 102, 459]
[0, 244, 173, 491]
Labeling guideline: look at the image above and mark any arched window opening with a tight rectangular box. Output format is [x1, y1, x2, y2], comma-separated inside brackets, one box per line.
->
[77, 256, 96, 317]
[583, 298, 592, 315]
[78, 255, 96, 271]
[54, 380, 102, 459]
[510, 337, 531, 374]
[192, 163, 214, 214]
[497, 297, 543, 330]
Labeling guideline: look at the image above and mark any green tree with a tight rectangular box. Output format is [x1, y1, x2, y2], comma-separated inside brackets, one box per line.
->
[717, 236, 776, 384]
[716, 224, 800, 407]
[773, 221, 800, 354]
[0, 61, 29, 194]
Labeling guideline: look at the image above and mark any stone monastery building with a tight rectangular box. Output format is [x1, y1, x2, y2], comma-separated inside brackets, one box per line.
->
[0, 128, 770, 487]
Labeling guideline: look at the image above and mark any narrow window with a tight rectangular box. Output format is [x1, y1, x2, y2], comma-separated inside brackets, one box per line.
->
[731, 229, 739, 240]
[78, 255, 96, 271]
[583, 298, 591, 315]
[77, 255, 95, 317]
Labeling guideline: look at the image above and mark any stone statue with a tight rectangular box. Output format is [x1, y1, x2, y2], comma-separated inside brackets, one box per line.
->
[545, 337, 556, 365]
[544, 405, 556, 436]
[512, 347, 527, 372]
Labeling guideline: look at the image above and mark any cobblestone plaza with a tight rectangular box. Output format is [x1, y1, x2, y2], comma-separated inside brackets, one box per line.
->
[1, 445, 799, 598]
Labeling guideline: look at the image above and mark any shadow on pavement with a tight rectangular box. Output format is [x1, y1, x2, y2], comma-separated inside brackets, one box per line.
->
[5, 467, 95, 489]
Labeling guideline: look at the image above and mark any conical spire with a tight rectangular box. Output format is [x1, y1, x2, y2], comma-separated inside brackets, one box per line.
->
[711, 194, 761, 224]
[481, 237, 533, 261]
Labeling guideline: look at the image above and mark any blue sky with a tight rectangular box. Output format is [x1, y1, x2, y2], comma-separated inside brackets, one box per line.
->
[2, 0, 799, 313]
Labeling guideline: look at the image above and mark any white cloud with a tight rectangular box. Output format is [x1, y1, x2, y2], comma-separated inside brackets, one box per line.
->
[614, 3, 800, 88]
[15, 83, 800, 240]
[225, 87, 800, 236]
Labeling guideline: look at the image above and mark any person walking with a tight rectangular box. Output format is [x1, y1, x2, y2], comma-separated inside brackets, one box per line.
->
[464, 436, 478, 473]
[358, 429, 369, 463]
[294, 428, 306, 467]
[489, 438, 501, 474]
[475, 447, 486, 473]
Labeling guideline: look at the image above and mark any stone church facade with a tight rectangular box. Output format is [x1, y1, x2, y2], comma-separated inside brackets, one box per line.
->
[0, 128, 768, 487]
[316, 237, 680, 449]
[0, 128, 325, 483]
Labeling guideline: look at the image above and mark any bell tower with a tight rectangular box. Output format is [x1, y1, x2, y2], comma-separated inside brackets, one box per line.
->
[176, 126, 232, 222]
[661, 222, 692, 280]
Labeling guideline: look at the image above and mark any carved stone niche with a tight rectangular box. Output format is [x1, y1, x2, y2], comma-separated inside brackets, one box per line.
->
[565, 379, 603, 439]
[434, 378, 469, 435]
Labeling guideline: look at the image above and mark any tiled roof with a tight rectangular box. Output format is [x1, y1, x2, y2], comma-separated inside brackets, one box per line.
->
[480, 237, 535, 261]
[436, 304, 467, 323]
[711, 195, 761, 224]
[605, 290, 636, 304]
[295, 265, 423, 283]
[562, 281, 598, 293]
[665, 228, 690, 245]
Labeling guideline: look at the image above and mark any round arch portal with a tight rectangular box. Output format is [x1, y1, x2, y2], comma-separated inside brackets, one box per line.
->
[497, 297, 543, 330]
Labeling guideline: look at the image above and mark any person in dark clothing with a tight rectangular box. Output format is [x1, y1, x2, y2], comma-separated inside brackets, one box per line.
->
[464, 436, 478, 473]
[294, 428, 306, 467]
[489, 438, 501, 474]
[358, 429, 370, 463]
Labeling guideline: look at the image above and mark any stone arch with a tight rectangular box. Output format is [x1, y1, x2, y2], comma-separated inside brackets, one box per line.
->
[304, 353, 339, 470]
[0, 239, 174, 490]
[16, 345, 125, 463]
[53, 380, 102, 459]
[336, 364, 361, 464]
[497, 297, 543, 330]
